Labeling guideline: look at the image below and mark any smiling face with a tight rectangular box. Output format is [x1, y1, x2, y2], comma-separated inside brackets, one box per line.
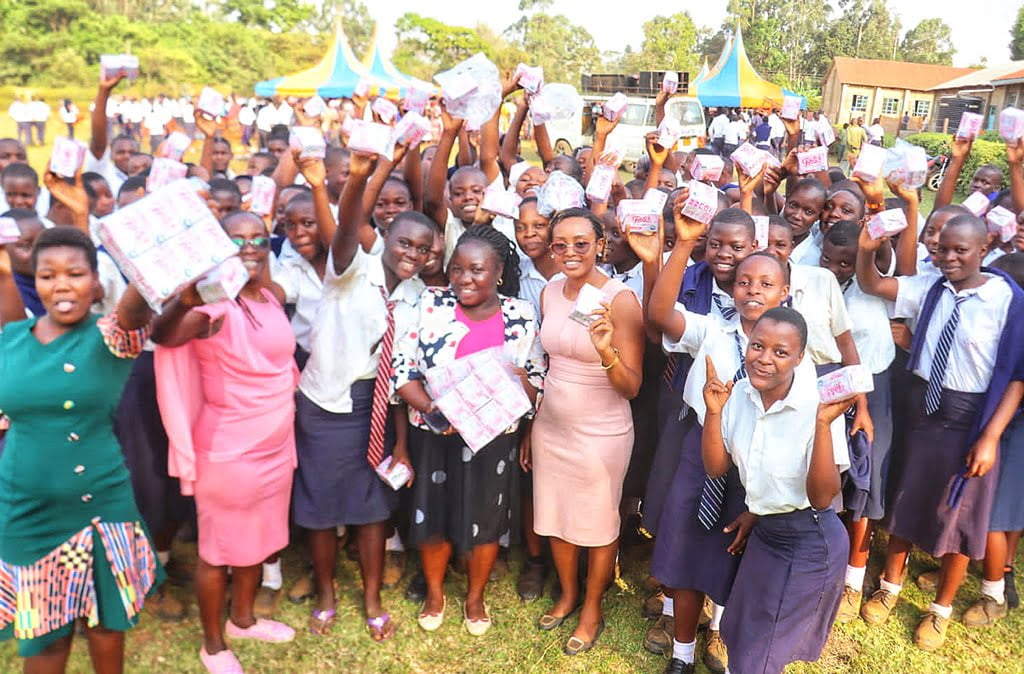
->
[35, 246, 99, 327]
[705, 222, 755, 286]
[283, 199, 322, 262]
[85, 177, 115, 217]
[210, 189, 242, 221]
[819, 239, 857, 285]
[602, 212, 635, 269]
[449, 170, 487, 224]
[266, 138, 288, 159]
[550, 215, 603, 280]
[732, 255, 789, 323]
[766, 223, 794, 263]
[822, 190, 864, 229]
[515, 166, 547, 197]
[921, 209, 961, 262]
[514, 201, 551, 261]
[382, 217, 434, 281]
[936, 222, 986, 287]
[449, 239, 501, 308]
[374, 181, 413, 231]
[211, 140, 233, 173]
[745, 317, 805, 393]
[111, 138, 138, 174]
[971, 167, 1003, 196]
[421, 231, 445, 279]
[782, 186, 825, 239]
[2, 176, 38, 210]
[226, 213, 272, 282]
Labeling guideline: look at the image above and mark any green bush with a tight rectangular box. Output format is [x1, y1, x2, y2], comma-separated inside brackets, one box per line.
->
[904, 132, 951, 156]
[904, 132, 1009, 194]
[979, 129, 1003, 143]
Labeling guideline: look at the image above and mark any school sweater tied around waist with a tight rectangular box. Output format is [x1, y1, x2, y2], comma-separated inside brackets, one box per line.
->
[906, 266, 1024, 448]
[667, 261, 713, 393]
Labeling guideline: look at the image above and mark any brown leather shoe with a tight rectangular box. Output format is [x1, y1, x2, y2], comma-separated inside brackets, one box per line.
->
[153, 584, 187, 621]
[962, 596, 1008, 627]
[835, 586, 863, 624]
[643, 590, 665, 619]
[643, 614, 674, 655]
[860, 589, 898, 625]
[916, 569, 939, 593]
[700, 595, 713, 628]
[382, 551, 406, 589]
[287, 572, 315, 604]
[913, 611, 950, 651]
[253, 586, 280, 619]
[702, 629, 728, 673]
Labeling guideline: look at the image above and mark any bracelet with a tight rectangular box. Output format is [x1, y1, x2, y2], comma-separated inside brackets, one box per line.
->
[601, 347, 621, 371]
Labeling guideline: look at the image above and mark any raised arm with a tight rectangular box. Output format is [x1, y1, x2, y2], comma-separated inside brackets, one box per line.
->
[423, 109, 461, 228]
[195, 113, 221, 176]
[586, 113, 619, 185]
[478, 106, 502, 184]
[358, 147, 407, 251]
[808, 398, 849, 509]
[533, 118, 555, 166]
[403, 142, 423, 212]
[330, 151, 374, 275]
[456, 126, 475, 168]
[44, 169, 90, 234]
[90, 75, 123, 160]
[653, 89, 668, 127]
[150, 286, 214, 348]
[649, 190, 702, 342]
[936, 136, 972, 208]
[623, 210, 665, 344]
[1006, 139, 1024, 213]
[702, 355, 734, 478]
[296, 154, 338, 249]
[0, 246, 26, 325]
[643, 133, 670, 194]
[855, 226, 899, 301]
[737, 164, 766, 215]
[499, 98, 529, 177]
[886, 177, 921, 277]
[114, 283, 155, 331]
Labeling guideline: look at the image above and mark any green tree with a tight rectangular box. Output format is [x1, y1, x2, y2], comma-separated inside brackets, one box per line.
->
[1012, 5, 1024, 60]
[625, 12, 699, 74]
[899, 18, 954, 65]
[392, 13, 491, 78]
[309, 0, 375, 55]
[219, 0, 314, 32]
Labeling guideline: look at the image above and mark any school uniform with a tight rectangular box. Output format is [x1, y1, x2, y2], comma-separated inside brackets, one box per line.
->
[85, 149, 129, 198]
[789, 224, 825, 267]
[641, 262, 735, 534]
[602, 261, 644, 300]
[990, 411, 1024, 532]
[718, 367, 850, 674]
[788, 263, 853, 370]
[271, 250, 324, 368]
[292, 248, 423, 530]
[885, 269, 1024, 559]
[517, 257, 563, 319]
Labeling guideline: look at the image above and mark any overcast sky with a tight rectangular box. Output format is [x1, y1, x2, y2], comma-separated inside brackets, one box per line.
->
[366, 0, 1019, 69]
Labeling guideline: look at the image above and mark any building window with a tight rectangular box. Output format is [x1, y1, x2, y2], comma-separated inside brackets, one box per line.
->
[913, 100, 931, 117]
[881, 97, 900, 115]
[1007, 92, 1018, 109]
[850, 94, 868, 112]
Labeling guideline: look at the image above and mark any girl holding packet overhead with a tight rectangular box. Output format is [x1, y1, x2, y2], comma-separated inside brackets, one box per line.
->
[701, 307, 851, 674]
[856, 214, 1024, 651]
[393, 225, 545, 637]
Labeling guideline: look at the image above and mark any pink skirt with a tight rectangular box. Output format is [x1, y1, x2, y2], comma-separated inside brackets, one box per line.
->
[193, 443, 294, 567]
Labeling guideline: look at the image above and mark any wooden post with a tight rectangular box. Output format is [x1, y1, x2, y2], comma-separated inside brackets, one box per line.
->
[942, 117, 949, 134]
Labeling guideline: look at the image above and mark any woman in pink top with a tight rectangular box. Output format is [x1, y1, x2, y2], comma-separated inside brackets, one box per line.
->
[153, 211, 299, 674]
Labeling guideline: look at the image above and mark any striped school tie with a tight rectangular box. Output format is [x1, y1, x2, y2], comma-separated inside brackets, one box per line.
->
[367, 288, 396, 468]
[697, 333, 747, 531]
[924, 294, 969, 416]
[712, 293, 737, 320]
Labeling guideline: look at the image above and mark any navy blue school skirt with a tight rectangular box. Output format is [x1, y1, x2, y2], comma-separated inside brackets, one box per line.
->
[650, 417, 746, 603]
[641, 380, 691, 535]
[291, 382, 397, 529]
[843, 371, 894, 521]
[722, 507, 847, 674]
[882, 377, 993, 559]
[116, 351, 193, 535]
[990, 413, 1024, 532]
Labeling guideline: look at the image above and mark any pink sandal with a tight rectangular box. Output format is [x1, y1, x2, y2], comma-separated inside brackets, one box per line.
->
[225, 618, 296, 643]
[200, 646, 244, 674]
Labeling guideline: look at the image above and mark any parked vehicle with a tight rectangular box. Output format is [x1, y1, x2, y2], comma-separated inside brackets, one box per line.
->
[926, 152, 950, 192]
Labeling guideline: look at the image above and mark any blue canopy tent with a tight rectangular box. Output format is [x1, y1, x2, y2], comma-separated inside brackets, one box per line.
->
[359, 28, 435, 99]
[252, 21, 367, 98]
[695, 26, 806, 110]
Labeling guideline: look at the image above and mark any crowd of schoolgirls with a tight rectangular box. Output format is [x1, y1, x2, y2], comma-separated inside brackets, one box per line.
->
[0, 63, 1022, 674]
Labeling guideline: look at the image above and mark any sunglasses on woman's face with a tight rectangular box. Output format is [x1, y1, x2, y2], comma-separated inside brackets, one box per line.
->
[231, 236, 271, 250]
[549, 240, 594, 256]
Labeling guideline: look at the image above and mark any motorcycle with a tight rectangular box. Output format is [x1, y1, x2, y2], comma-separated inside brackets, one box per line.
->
[926, 153, 950, 192]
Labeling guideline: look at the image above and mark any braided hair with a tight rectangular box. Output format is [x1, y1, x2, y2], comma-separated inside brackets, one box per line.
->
[456, 225, 521, 298]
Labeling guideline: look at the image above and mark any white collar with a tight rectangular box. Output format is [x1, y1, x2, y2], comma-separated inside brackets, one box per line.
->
[941, 273, 1006, 302]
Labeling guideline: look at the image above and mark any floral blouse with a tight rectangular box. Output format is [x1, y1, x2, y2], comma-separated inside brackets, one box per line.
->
[391, 287, 547, 431]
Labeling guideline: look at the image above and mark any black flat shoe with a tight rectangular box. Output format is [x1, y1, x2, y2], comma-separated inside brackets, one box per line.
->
[664, 658, 696, 674]
[517, 558, 548, 602]
[405, 570, 426, 603]
[563, 618, 605, 655]
[537, 602, 581, 631]
[1006, 567, 1019, 610]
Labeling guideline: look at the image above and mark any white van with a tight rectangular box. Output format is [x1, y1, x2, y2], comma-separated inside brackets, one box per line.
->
[544, 94, 707, 170]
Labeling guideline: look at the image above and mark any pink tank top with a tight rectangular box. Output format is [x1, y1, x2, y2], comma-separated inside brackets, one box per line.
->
[454, 303, 505, 359]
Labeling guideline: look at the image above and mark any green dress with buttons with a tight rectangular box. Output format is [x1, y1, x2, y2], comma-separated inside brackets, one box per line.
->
[0, 315, 164, 657]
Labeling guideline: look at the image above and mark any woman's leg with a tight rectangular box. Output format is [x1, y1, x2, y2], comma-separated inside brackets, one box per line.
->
[23, 630, 73, 674]
[195, 558, 230, 654]
[881, 535, 912, 585]
[1007, 530, 1023, 565]
[228, 564, 262, 629]
[548, 537, 580, 617]
[357, 521, 388, 618]
[465, 541, 499, 620]
[846, 517, 873, 569]
[984, 532, 1009, 583]
[307, 528, 338, 613]
[83, 624, 125, 674]
[419, 539, 452, 615]
[574, 539, 618, 640]
[671, 588, 704, 644]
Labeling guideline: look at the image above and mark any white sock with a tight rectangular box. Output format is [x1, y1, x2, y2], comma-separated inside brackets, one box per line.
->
[157, 550, 170, 566]
[499, 530, 510, 547]
[662, 595, 674, 616]
[845, 564, 866, 590]
[981, 578, 1006, 605]
[929, 601, 952, 619]
[261, 560, 282, 590]
[336, 524, 347, 538]
[710, 602, 725, 631]
[385, 531, 405, 552]
[880, 579, 902, 596]
[672, 639, 696, 664]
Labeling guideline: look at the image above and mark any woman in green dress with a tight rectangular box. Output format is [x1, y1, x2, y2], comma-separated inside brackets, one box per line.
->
[0, 226, 164, 673]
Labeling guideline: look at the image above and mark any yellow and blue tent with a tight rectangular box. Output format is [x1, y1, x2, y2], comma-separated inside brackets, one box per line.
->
[253, 22, 367, 98]
[358, 28, 435, 99]
[695, 26, 805, 110]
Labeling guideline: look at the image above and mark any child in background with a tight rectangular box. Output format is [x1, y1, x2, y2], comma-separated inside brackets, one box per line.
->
[0, 208, 45, 317]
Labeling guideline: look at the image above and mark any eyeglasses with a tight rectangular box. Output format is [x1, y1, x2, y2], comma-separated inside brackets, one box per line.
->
[231, 236, 271, 250]
[550, 241, 594, 256]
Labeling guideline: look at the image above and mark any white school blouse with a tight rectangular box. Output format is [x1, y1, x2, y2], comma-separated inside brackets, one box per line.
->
[789, 223, 824, 267]
[85, 149, 128, 199]
[720, 369, 850, 516]
[789, 263, 853, 366]
[602, 261, 644, 300]
[298, 248, 424, 414]
[272, 252, 324, 353]
[518, 256, 563, 318]
[842, 277, 895, 375]
[894, 273, 1012, 393]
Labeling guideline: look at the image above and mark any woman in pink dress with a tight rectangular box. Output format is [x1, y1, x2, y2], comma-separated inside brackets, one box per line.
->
[153, 210, 299, 674]
[528, 208, 645, 655]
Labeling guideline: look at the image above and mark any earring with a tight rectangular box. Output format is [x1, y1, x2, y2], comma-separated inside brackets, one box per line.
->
[497, 278, 503, 286]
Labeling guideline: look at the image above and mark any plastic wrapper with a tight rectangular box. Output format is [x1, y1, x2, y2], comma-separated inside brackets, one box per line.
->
[481, 187, 522, 219]
[797, 145, 829, 175]
[662, 71, 679, 95]
[962, 191, 990, 217]
[536, 170, 585, 216]
[248, 175, 276, 216]
[0, 216, 19, 245]
[515, 63, 544, 94]
[616, 199, 659, 234]
[644, 188, 668, 212]
[780, 95, 802, 121]
[569, 283, 607, 326]
[146, 157, 188, 192]
[160, 131, 192, 162]
[691, 153, 724, 182]
[865, 208, 908, 240]
[999, 107, 1024, 143]
[603, 92, 628, 122]
[354, 79, 371, 98]
[371, 97, 398, 124]
[391, 111, 432, 148]
[986, 205, 1017, 243]
[816, 123, 836, 146]
[656, 117, 682, 150]
[852, 143, 886, 182]
[434, 53, 501, 131]
[49, 137, 87, 178]
[680, 180, 717, 224]
[303, 95, 326, 118]
[346, 119, 394, 160]
[585, 164, 616, 202]
[884, 140, 927, 189]
[375, 455, 413, 490]
[956, 112, 984, 140]
[531, 83, 583, 127]
[753, 216, 769, 251]
[197, 257, 248, 304]
[817, 365, 874, 403]
[403, 87, 431, 115]
[197, 87, 225, 118]
[730, 142, 765, 177]
[289, 126, 327, 160]
[100, 54, 138, 80]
